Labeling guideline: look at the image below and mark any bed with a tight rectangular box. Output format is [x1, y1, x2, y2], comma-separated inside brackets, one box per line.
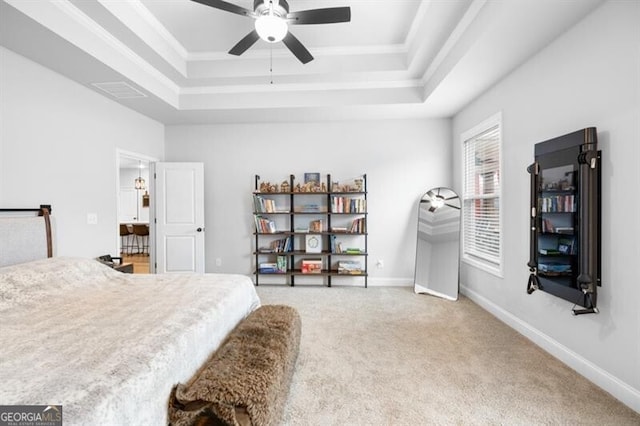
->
[0, 208, 261, 425]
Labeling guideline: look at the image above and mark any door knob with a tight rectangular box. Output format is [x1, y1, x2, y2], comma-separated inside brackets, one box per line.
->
[197, 227, 203, 232]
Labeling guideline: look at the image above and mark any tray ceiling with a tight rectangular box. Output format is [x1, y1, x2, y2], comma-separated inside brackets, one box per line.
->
[0, 0, 603, 124]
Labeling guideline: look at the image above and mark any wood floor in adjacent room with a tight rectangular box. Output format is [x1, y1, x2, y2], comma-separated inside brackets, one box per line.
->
[121, 253, 150, 274]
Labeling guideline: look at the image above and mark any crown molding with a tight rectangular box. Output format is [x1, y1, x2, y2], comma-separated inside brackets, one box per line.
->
[98, 0, 189, 76]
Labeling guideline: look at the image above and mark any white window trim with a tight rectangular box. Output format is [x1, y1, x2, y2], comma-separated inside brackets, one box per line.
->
[460, 112, 504, 278]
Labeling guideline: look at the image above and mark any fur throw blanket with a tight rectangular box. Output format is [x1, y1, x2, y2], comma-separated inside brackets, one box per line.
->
[168, 305, 301, 426]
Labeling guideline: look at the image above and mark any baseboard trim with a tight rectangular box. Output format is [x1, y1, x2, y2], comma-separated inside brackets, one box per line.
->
[461, 284, 640, 413]
[367, 277, 413, 287]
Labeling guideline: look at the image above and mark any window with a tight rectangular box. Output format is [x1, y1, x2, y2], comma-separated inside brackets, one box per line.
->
[461, 113, 502, 275]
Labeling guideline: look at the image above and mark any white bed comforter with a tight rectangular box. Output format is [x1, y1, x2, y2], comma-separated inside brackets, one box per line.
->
[0, 257, 260, 425]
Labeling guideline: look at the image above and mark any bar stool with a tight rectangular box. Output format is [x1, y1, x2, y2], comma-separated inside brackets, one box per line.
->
[132, 224, 149, 255]
[119, 224, 133, 255]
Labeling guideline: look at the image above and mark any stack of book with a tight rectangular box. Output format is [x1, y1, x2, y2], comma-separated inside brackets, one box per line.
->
[295, 204, 325, 212]
[259, 262, 279, 273]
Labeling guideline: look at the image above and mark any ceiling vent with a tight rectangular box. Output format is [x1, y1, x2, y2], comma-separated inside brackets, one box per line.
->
[91, 82, 147, 99]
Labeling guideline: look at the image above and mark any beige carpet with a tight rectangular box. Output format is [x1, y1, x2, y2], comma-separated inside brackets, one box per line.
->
[256, 286, 640, 425]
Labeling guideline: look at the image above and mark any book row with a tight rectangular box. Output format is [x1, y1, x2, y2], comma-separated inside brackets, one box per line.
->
[259, 258, 364, 275]
[539, 194, 575, 213]
[330, 196, 366, 213]
[254, 215, 276, 233]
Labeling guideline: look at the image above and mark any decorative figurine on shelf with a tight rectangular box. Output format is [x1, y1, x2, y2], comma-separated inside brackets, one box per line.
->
[259, 181, 279, 192]
[332, 182, 340, 192]
[281, 180, 290, 193]
[321, 182, 327, 192]
[294, 183, 302, 192]
[355, 178, 363, 192]
[274, 183, 279, 193]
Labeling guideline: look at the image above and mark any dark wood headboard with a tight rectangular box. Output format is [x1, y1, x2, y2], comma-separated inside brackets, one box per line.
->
[0, 205, 53, 267]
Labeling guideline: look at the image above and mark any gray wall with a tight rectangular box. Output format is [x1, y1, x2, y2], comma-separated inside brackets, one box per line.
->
[165, 119, 451, 284]
[452, 1, 639, 410]
[0, 46, 165, 257]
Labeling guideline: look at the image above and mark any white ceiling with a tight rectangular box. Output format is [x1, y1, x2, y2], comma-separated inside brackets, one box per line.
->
[0, 0, 603, 124]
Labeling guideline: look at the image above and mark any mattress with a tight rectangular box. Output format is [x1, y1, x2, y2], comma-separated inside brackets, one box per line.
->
[0, 257, 260, 425]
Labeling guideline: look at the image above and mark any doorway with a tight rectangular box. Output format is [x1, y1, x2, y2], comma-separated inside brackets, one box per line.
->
[116, 149, 158, 274]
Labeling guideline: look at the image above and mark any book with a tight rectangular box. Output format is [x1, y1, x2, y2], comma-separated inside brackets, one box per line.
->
[345, 247, 363, 254]
[555, 227, 574, 234]
[276, 255, 287, 273]
[259, 262, 279, 273]
[539, 248, 560, 255]
[538, 262, 571, 274]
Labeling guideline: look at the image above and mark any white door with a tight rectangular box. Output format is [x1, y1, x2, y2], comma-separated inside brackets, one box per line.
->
[153, 162, 205, 273]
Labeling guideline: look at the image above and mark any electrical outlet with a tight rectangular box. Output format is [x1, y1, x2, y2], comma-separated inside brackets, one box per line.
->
[376, 259, 384, 269]
[87, 213, 98, 225]
[215, 258, 222, 267]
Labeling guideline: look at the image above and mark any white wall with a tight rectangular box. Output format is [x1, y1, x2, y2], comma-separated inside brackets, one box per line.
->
[165, 119, 451, 284]
[0, 47, 164, 257]
[452, 1, 639, 411]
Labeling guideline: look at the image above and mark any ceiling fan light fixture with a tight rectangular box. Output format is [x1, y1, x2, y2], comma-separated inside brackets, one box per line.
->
[255, 15, 288, 43]
[430, 195, 445, 210]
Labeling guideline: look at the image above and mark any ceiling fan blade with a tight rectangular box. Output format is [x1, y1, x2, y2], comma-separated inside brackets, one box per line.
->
[282, 32, 313, 64]
[229, 30, 260, 56]
[190, 0, 254, 18]
[287, 7, 351, 25]
[444, 203, 461, 210]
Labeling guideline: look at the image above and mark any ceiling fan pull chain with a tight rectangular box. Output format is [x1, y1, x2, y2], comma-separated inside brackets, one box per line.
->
[270, 46, 274, 85]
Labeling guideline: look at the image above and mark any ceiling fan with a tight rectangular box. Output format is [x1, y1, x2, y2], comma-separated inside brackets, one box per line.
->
[424, 188, 460, 212]
[191, 0, 351, 64]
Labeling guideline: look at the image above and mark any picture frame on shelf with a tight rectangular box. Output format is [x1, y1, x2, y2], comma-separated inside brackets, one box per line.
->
[304, 172, 320, 185]
[305, 234, 322, 253]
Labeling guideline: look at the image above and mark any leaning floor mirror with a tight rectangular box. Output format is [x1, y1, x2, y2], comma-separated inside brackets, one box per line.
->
[414, 187, 461, 301]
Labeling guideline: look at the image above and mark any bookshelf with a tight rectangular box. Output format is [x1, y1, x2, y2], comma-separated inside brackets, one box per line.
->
[527, 127, 601, 315]
[253, 174, 368, 287]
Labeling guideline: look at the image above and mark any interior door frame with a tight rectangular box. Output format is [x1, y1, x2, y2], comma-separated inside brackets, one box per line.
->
[116, 149, 159, 272]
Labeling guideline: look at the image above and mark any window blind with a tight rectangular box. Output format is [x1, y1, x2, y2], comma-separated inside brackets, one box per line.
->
[463, 124, 501, 267]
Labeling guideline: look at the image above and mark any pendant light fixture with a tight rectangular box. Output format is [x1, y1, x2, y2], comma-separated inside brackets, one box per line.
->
[134, 161, 146, 190]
